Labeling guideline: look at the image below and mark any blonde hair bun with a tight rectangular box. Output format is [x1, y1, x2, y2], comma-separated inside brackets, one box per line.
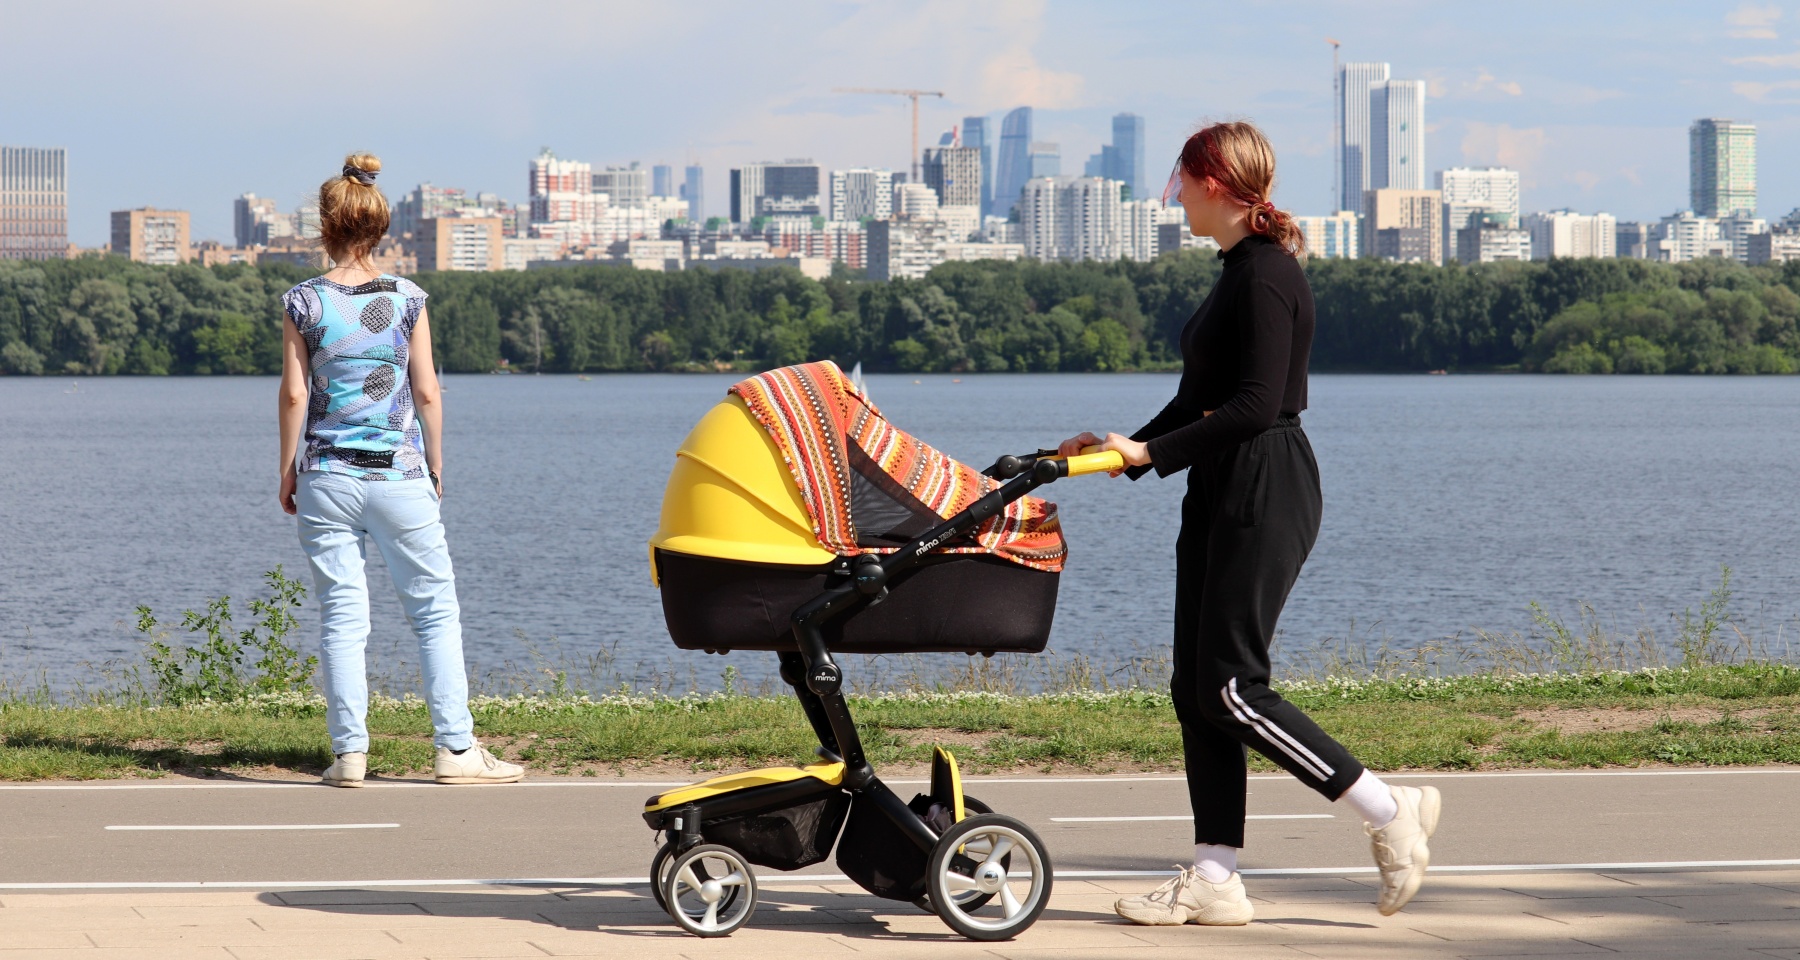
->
[318, 152, 390, 264]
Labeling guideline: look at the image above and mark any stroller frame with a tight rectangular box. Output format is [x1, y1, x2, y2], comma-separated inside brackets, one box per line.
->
[644, 449, 1113, 940]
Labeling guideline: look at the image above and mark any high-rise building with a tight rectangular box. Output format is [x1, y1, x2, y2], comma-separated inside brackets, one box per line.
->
[1, 146, 67, 261]
[652, 164, 675, 198]
[1455, 212, 1531, 263]
[391, 185, 512, 239]
[1653, 211, 1733, 263]
[1438, 167, 1520, 264]
[1028, 143, 1061, 179]
[1373, 80, 1426, 191]
[1294, 212, 1361, 259]
[1337, 62, 1390, 211]
[922, 145, 981, 208]
[1363, 188, 1441, 264]
[1115, 113, 1146, 201]
[416, 217, 504, 271]
[830, 168, 894, 222]
[730, 160, 822, 223]
[111, 207, 191, 265]
[592, 164, 649, 208]
[993, 107, 1033, 218]
[962, 116, 992, 217]
[1523, 210, 1618, 259]
[1615, 221, 1654, 259]
[1690, 118, 1756, 217]
[1018, 176, 1126, 262]
[1719, 211, 1769, 262]
[234, 194, 277, 247]
[682, 165, 704, 223]
[529, 149, 596, 230]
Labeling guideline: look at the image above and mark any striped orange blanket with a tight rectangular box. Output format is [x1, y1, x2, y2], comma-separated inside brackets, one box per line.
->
[730, 361, 1067, 573]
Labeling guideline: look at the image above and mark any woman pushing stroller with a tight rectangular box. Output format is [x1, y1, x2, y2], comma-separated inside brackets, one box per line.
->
[1062, 120, 1442, 924]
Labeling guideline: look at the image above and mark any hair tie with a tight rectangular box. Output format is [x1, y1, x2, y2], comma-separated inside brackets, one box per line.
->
[342, 164, 378, 186]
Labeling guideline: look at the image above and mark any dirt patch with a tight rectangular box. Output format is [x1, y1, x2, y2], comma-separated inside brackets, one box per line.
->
[1515, 706, 1778, 735]
[895, 727, 1009, 751]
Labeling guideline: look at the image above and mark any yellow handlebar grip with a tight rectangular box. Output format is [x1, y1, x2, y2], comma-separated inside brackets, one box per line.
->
[1064, 448, 1125, 477]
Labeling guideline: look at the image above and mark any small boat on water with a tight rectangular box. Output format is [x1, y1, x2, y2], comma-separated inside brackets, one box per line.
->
[850, 361, 869, 400]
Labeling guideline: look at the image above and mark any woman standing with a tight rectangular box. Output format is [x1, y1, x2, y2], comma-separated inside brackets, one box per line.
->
[1061, 122, 1439, 923]
[276, 153, 523, 787]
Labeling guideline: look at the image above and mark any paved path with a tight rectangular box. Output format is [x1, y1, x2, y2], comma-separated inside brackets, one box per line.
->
[2, 769, 1798, 957]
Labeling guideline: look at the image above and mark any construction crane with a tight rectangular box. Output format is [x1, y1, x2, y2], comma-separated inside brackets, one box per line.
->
[834, 87, 946, 182]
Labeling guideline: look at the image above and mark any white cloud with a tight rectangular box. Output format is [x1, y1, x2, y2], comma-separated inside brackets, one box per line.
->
[1727, 3, 1782, 39]
[1731, 46, 1800, 67]
[1460, 122, 1550, 173]
[1734, 78, 1800, 101]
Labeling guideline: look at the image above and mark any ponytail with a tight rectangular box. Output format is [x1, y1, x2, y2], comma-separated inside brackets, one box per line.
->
[1176, 123, 1308, 261]
[317, 152, 389, 265]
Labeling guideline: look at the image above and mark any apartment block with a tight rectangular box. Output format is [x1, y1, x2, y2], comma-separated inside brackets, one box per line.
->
[1, 146, 68, 260]
[530, 149, 596, 232]
[416, 216, 503, 271]
[731, 160, 822, 223]
[1294, 211, 1360, 259]
[1523, 210, 1617, 259]
[1653, 211, 1731, 263]
[592, 164, 649, 208]
[1747, 231, 1800, 265]
[830, 168, 893, 222]
[922, 145, 982, 208]
[1690, 118, 1756, 217]
[1438, 167, 1520, 264]
[1454, 213, 1531, 263]
[1362, 189, 1441, 264]
[1018, 176, 1126, 262]
[111, 207, 191, 265]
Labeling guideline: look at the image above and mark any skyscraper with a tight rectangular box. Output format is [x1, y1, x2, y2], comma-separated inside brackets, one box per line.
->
[1111, 113, 1145, 201]
[681, 165, 704, 223]
[233, 193, 280, 247]
[1690, 118, 1756, 217]
[1373, 79, 1426, 191]
[830, 168, 894, 222]
[1437, 167, 1520, 263]
[652, 164, 675, 198]
[1028, 143, 1061, 179]
[993, 107, 1033, 218]
[962, 116, 992, 216]
[1337, 62, 1390, 210]
[730, 160, 822, 223]
[922, 145, 982, 208]
[1, 146, 67, 261]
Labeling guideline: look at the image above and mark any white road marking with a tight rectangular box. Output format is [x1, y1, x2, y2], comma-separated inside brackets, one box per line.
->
[2, 767, 1797, 791]
[106, 823, 400, 832]
[6, 858, 1800, 890]
[1051, 814, 1334, 822]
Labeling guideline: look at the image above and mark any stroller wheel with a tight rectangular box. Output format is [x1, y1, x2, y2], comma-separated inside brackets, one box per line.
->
[925, 814, 1052, 941]
[648, 842, 674, 913]
[662, 843, 758, 937]
[914, 795, 998, 914]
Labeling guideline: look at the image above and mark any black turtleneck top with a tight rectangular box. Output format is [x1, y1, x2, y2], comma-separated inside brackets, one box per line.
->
[1130, 234, 1314, 478]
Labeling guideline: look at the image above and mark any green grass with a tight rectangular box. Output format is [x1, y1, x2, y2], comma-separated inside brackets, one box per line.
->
[6, 665, 1800, 781]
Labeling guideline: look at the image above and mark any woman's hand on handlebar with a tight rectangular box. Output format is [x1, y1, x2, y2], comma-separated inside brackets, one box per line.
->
[1057, 432, 1104, 457]
[1058, 431, 1150, 477]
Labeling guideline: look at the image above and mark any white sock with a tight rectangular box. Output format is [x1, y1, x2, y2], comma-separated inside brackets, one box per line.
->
[1192, 843, 1238, 882]
[1340, 770, 1399, 828]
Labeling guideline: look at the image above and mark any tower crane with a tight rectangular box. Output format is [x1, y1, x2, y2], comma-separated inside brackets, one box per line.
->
[833, 87, 946, 182]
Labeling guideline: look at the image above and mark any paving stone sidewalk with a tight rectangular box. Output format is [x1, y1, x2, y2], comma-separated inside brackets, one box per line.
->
[2, 869, 1797, 959]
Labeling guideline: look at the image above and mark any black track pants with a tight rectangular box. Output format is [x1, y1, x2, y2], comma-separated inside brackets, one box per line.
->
[1171, 418, 1364, 848]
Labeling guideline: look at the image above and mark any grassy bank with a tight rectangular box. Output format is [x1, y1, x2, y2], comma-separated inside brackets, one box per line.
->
[5, 565, 1796, 781]
[5, 664, 1799, 781]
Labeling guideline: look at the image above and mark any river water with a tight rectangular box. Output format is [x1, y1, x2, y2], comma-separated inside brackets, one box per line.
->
[2, 373, 1796, 693]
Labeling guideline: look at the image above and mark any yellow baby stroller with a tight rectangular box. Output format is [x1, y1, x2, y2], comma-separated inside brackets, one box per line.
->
[643, 362, 1121, 941]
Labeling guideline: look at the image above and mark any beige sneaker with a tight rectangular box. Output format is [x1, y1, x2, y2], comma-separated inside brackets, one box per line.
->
[1368, 785, 1442, 915]
[434, 743, 524, 784]
[1114, 867, 1255, 926]
[322, 752, 366, 788]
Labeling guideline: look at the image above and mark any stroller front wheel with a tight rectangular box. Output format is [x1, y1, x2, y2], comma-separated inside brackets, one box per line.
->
[662, 843, 758, 937]
[925, 813, 1052, 941]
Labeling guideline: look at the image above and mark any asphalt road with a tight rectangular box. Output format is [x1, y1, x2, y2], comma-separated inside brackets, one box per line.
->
[3, 769, 1797, 888]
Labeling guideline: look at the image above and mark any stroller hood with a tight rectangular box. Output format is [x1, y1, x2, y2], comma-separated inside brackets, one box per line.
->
[651, 361, 1066, 573]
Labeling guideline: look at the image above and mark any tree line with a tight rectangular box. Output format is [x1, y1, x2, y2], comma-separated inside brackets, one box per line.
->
[3, 252, 1799, 377]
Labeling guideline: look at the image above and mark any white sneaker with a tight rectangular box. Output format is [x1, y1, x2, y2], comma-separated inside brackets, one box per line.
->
[434, 743, 524, 784]
[322, 752, 366, 788]
[1114, 866, 1255, 926]
[1367, 785, 1442, 915]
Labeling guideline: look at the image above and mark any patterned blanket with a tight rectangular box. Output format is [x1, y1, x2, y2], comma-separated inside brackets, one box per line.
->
[729, 362, 1067, 573]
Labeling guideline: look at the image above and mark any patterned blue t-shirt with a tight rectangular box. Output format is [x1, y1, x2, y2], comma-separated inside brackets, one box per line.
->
[281, 274, 429, 480]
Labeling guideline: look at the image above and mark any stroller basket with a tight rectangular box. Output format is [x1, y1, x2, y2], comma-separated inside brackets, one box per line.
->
[705, 792, 850, 871]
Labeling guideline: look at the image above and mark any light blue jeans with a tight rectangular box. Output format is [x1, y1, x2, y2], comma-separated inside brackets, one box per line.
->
[295, 472, 475, 755]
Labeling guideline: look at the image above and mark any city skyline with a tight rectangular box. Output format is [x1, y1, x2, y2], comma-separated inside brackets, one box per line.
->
[4, 2, 1797, 246]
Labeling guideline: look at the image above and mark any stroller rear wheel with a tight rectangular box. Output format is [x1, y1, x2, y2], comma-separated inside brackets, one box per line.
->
[913, 794, 997, 913]
[925, 813, 1052, 941]
[662, 843, 758, 937]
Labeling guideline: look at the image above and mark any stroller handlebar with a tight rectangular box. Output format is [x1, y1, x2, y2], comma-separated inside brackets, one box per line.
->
[1063, 446, 1126, 478]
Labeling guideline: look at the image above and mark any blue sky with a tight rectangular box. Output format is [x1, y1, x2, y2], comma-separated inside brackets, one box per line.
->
[6, 0, 1798, 245]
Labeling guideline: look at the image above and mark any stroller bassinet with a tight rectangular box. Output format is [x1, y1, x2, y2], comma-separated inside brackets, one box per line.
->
[641, 361, 1122, 941]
